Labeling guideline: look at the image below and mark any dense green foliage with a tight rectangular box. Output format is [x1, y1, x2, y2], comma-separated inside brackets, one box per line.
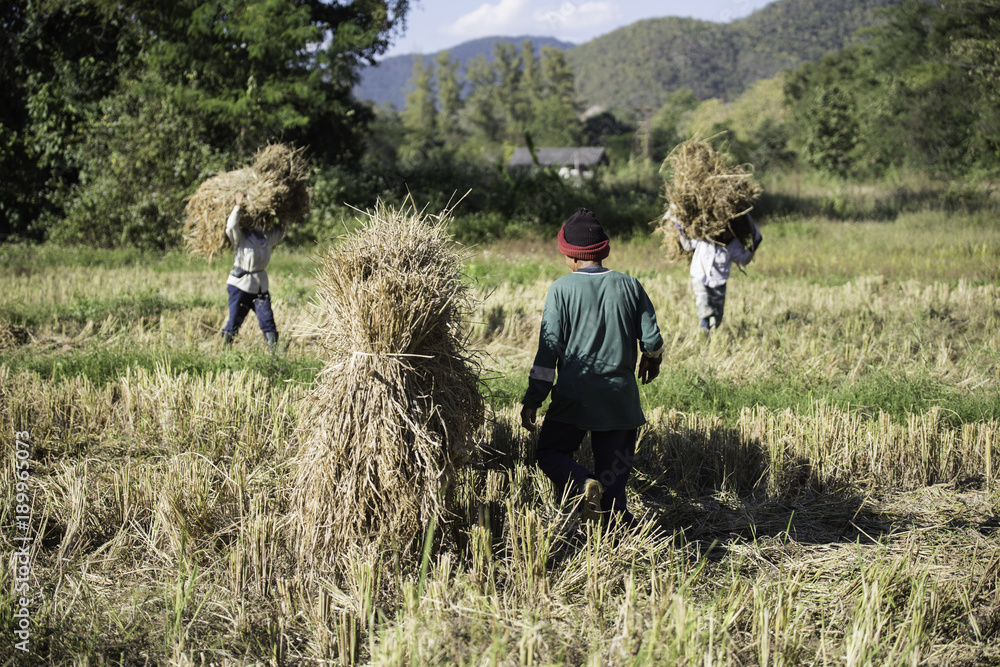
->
[623, 0, 1000, 177]
[785, 0, 1000, 177]
[2, 0, 409, 245]
[1, 1, 137, 240]
[288, 146, 664, 244]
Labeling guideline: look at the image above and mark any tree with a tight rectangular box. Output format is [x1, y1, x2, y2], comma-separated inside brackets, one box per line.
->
[519, 40, 542, 128]
[402, 57, 437, 142]
[540, 46, 576, 104]
[650, 89, 699, 161]
[529, 97, 581, 147]
[463, 55, 503, 143]
[944, 0, 1000, 165]
[1, 0, 139, 240]
[50, 75, 223, 248]
[802, 85, 860, 177]
[98, 0, 411, 161]
[526, 47, 581, 146]
[784, 0, 998, 177]
[1, 0, 412, 246]
[434, 51, 464, 141]
[493, 42, 526, 140]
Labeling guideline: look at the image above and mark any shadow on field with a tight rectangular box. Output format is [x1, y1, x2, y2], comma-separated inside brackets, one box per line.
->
[454, 412, 897, 564]
[632, 423, 895, 552]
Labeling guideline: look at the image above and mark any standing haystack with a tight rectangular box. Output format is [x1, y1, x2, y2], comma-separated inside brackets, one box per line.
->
[291, 201, 484, 570]
[654, 138, 762, 262]
[183, 143, 310, 259]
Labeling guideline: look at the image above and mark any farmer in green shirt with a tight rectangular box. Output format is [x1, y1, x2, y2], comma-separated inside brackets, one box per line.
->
[521, 208, 665, 528]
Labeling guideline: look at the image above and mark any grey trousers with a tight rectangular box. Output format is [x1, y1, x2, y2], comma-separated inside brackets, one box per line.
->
[692, 278, 726, 330]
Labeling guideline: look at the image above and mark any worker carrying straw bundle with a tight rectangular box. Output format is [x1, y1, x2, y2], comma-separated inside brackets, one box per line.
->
[219, 191, 285, 349]
[654, 138, 763, 332]
[183, 143, 310, 260]
[183, 143, 309, 349]
[291, 201, 484, 570]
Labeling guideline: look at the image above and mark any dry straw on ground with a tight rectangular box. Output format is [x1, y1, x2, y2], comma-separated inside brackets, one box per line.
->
[292, 201, 484, 569]
[0, 320, 29, 349]
[655, 138, 762, 262]
[183, 143, 310, 259]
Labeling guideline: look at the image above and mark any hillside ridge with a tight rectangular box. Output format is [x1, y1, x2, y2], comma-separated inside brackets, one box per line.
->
[355, 0, 897, 112]
[355, 35, 575, 110]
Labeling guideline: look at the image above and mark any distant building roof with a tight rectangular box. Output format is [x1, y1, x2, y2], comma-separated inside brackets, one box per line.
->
[580, 105, 606, 121]
[508, 147, 609, 168]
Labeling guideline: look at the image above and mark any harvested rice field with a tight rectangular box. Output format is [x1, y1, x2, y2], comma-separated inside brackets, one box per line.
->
[1, 208, 999, 665]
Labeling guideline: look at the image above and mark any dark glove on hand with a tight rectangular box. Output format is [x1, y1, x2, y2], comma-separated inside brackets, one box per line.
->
[520, 405, 538, 432]
[638, 356, 661, 385]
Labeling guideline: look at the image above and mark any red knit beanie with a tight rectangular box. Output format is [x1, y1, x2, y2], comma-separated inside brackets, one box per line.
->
[558, 208, 610, 261]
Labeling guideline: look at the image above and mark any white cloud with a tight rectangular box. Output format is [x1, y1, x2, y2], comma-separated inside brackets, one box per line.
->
[443, 0, 621, 41]
[536, 2, 620, 33]
[443, 0, 534, 37]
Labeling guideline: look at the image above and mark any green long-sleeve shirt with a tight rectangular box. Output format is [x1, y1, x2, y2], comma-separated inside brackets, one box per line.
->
[522, 266, 664, 430]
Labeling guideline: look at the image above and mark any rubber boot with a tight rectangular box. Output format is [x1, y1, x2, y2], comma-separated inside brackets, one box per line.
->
[264, 331, 278, 352]
[581, 478, 603, 524]
[222, 331, 234, 346]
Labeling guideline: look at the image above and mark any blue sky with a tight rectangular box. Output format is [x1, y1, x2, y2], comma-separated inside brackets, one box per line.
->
[385, 0, 779, 56]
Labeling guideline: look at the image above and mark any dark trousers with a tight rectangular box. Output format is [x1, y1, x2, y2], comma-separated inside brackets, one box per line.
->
[535, 418, 637, 521]
[224, 285, 276, 335]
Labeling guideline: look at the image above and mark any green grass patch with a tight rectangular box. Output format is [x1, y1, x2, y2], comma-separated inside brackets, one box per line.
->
[0, 243, 320, 276]
[0, 289, 219, 328]
[67, 290, 179, 323]
[485, 367, 1000, 427]
[648, 367, 1000, 426]
[753, 212, 1000, 285]
[466, 259, 563, 287]
[0, 346, 322, 387]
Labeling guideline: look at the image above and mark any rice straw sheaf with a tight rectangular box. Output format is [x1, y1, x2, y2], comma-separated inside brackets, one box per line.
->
[653, 212, 695, 264]
[0, 320, 29, 349]
[183, 143, 310, 259]
[292, 201, 485, 570]
[655, 138, 762, 260]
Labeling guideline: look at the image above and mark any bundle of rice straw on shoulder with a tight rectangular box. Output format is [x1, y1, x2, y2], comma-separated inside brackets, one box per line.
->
[291, 201, 485, 570]
[654, 138, 762, 262]
[183, 143, 310, 259]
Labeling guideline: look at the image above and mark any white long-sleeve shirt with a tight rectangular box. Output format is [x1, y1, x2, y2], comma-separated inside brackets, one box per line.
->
[225, 205, 286, 294]
[677, 213, 760, 288]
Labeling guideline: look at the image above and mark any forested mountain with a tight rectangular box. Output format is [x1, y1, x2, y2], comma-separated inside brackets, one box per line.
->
[568, 0, 898, 110]
[355, 36, 574, 109]
[358, 0, 897, 113]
